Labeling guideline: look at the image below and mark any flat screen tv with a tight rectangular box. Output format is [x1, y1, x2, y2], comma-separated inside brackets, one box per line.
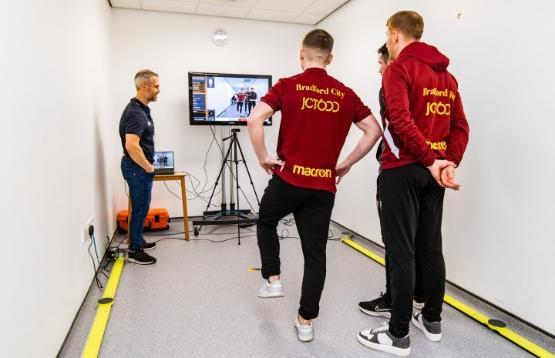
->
[188, 72, 272, 126]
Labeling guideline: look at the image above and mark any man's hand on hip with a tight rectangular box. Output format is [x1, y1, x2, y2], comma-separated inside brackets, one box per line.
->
[335, 160, 351, 184]
[260, 156, 285, 175]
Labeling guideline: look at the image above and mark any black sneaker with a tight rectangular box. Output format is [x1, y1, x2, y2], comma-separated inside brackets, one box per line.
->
[412, 312, 442, 341]
[128, 249, 157, 265]
[359, 293, 391, 318]
[142, 239, 156, 251]
[358, 325, 411, 357]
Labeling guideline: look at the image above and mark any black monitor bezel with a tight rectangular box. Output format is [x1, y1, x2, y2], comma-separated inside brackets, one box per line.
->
[188, 71, 273, 126]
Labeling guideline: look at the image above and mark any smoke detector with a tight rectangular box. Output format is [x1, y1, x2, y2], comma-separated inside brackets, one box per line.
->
[212, 28, 228, 46]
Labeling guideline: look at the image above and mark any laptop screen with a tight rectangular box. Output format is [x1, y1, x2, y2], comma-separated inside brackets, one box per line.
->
[153, 151, 174, 170]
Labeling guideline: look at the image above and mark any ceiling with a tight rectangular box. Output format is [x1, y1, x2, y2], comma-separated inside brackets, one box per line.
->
[109, 0, 351, 25]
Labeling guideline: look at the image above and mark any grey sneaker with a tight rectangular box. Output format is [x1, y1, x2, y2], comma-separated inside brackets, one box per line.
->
[358, 324, 410, 356]
[257, 280, 284, 298]
[294, 315, 313, 342]
[412, 312, 442, 341]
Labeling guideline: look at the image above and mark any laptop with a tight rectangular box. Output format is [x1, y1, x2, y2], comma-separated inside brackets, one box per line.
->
[153, 151, 175, 174]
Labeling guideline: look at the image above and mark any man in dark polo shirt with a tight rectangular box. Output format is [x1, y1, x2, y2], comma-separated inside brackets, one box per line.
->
[119, 69, 160, 265]
[247, 29, 382, 342]
[246, 87, 257, 115]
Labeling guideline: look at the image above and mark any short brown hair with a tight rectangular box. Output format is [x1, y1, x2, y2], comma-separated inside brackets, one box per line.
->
[302, 29, 334, 54]
[378, 43, 389, 62]
[387, 11, 424, 40]
[134, 69, 158, 90]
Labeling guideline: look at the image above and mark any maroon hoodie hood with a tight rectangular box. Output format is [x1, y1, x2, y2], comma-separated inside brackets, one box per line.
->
[399, 41, 450, 72]
[380, 41, 469, 170]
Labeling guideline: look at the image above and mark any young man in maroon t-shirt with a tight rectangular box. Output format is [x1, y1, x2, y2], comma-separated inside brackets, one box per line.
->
[247, 29, 382, 342]
[357, 11, 469, 356]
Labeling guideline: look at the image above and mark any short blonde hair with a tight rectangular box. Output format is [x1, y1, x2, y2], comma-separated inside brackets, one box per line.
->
[134, 69, 158, 90]
[387, 11, 424, 40]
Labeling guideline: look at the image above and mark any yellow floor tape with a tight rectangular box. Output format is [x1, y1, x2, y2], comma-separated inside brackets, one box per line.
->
[81, 257, 125, 358]
[341, 238, 555, 358]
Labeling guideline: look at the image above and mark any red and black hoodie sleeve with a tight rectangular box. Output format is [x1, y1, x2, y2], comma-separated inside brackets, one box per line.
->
[445, 87, 469, 166]
[382, 64, 436, 167]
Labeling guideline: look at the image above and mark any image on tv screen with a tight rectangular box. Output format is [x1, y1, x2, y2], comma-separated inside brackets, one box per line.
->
[189, 72, 272, 126]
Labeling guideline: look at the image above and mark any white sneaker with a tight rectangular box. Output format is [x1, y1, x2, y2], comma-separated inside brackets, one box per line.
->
[294, 315, 313, 342]
[412, 312, 442, 341]
[257, 280, 284, 298]
[413, 299, 424, 311]
[358, 324, 411, 357]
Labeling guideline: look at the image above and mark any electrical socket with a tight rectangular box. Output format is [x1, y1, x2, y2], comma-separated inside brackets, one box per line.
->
[81, 217, 94, 243]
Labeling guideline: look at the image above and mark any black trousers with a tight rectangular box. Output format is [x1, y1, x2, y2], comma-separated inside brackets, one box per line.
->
[377, 178, 426, 305]
[247, 101, 255, 115]
[378, 164, 446, 338]
[257, 175, 335, 320]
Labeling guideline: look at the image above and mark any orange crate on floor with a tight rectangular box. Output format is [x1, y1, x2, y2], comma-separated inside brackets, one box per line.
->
[117, 208, 170, 233]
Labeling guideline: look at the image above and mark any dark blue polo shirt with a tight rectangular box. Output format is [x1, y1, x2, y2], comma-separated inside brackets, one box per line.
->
[119, 98, 155, 163]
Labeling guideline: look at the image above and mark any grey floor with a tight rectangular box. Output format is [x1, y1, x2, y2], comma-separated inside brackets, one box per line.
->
[59, 218, 555, 358]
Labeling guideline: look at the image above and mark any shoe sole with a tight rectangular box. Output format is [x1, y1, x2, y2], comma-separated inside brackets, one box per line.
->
[357, 333, 410, 357]
[143, 246, 156, 252]
[293, 323, 313, 342]
[296, 333, 313, 342]
[257, 292, 285, 298]
[127, 257, 156, 265]
[359, 306, 391, 318]
[411, 316, 442, 342]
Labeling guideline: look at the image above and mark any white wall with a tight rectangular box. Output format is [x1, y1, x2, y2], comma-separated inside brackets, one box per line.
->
[3, 2, 553, 356]
[110, 9, 311, 219]
[321, 0, 555, 334]
[0, 0, 113, 357]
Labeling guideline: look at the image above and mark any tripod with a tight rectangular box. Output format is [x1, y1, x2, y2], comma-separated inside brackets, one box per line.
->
[192, 128, 260, 245]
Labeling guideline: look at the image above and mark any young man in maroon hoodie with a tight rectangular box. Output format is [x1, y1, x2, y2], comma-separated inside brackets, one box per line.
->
[357, 11, 469, 356]
[247, 29, 382, 342]
[358, 43, 426, 319]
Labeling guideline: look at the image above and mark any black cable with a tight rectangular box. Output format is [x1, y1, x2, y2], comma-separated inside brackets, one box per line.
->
[87, 237, 103, 289]
[91, 233, 101, 266]
[190, 234, 257, 243]
[163, 181, 183, 200]
[179, 128, 222, 202]
[143, 228, 255, 237]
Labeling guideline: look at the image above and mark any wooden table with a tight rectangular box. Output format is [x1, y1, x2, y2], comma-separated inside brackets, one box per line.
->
[127, 172, 190, 241]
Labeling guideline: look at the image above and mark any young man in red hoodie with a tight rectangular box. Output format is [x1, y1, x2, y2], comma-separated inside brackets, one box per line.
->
[247, 29, 382, 342]
[357, 11, 469, 356]
[358, 43, 426, 319]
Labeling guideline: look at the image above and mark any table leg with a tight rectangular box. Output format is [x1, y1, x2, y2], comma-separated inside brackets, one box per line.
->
[180, 177, 190, 240]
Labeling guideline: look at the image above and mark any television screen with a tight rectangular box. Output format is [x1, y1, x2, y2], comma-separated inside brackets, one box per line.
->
[188, 72, 272, 126]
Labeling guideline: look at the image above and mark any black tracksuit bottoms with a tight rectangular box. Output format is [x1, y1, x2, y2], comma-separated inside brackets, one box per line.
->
[257, 175, 335, 320]
[378, 164, 446, 338]
[377, 178, 426, 305]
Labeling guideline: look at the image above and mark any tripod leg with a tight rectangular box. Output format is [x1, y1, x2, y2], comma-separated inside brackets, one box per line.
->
[236, 139, 261, 206]
[234, 136, 241, 245]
